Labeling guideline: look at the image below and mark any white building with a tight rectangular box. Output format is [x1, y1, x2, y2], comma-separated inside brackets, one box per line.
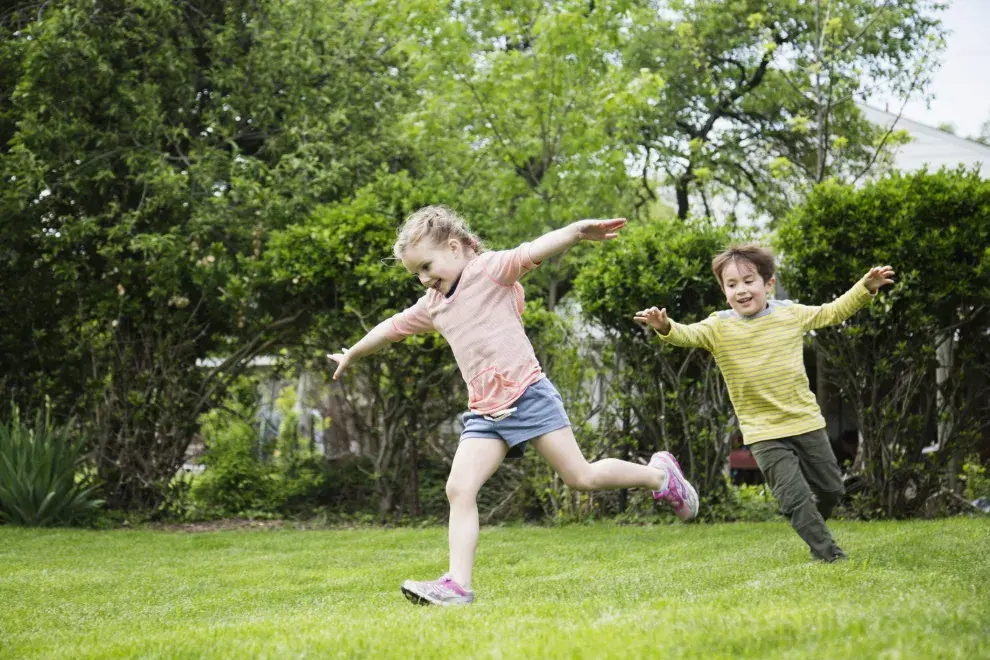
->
[860, 104, 990, 177]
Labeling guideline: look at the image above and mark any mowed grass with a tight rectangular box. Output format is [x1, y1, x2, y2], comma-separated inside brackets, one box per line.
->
[1, 518, 988, 659]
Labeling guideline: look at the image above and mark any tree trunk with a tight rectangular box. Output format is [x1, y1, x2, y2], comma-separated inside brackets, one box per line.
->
[936, 331, 957, 490]
[295, 369, 312, 450]
[378, 485, 394, 522]
[547, 275, 559, 312]
[409, 434, 422, 517]
[675, 178, 690, 219]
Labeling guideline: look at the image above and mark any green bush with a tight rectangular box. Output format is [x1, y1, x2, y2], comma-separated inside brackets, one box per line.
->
[960, 455, 990, 502]
[776, 168, 990, 517]
[0, 403, 103, 526]
[702, 481, 780, 523]
[574, 215, 741, 500]
[188, 388, 372, 518]
[192, 404, 282, 516]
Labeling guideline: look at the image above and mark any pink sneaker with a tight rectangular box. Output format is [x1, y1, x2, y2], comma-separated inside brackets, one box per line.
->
[649, 451, 699, 520]
[401, 574, 475, 606]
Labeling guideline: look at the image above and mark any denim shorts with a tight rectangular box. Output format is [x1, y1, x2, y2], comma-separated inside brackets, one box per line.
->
[460, 377, 571, 458]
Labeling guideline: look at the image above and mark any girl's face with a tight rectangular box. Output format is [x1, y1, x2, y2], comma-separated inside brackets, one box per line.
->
[400, 238, 473, 295]
[721, 258, 775, 317]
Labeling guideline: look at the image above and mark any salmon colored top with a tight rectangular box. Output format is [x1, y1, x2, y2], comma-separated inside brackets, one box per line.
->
[386, 243, 544, 415]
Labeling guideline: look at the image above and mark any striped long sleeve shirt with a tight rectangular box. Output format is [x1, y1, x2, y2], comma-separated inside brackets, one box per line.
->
[654, 280, 875, 443]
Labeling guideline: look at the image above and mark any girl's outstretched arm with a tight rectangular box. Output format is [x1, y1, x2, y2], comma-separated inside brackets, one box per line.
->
[327, 319, 393, 381]
[329, 293, 436, 380]
[528, 218, 626, 264]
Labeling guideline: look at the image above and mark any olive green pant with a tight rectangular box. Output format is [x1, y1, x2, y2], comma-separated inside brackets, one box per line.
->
[749, 429, 845, 560]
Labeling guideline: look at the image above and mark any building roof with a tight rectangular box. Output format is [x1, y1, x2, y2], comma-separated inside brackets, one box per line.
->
[859, 105, 990, 177]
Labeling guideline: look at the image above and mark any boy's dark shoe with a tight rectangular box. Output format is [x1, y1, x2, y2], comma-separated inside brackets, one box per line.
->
[812, 547, 848, 563]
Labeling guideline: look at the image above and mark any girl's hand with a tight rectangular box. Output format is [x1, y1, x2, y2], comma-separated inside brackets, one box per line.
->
[633, 306, 671, 334]
[863, 265, 895, 293]
[327, 349, 352, 380]
[575, 218, 627, 242]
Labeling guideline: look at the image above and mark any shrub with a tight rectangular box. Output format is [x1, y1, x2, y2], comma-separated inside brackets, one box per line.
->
[574, 215, 741, 501]
[0, 403, 103, 526]
[192, 404, 282, 515]
[960, 455, 990, 502]
[777, 168, 990, 517]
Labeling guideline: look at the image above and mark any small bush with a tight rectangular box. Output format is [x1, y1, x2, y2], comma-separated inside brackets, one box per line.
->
[0, 403, 104, 526]
[187, 391, 366, 518]
[701, 480, 779, 523]
[192, 405, 283, 516]
[960, 455, 990, 502]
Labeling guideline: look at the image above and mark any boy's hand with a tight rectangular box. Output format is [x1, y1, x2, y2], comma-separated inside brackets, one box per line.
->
[327, 349, 352, 380]
[863, 265, 895, 293]
[633, 306, 671, 334]
[575, 218, 627, 242]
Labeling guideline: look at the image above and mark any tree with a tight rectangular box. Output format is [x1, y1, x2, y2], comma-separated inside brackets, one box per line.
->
[0, 0, 408, 508]
[265, 177, 465, 520]
[400, 0, 641, 308]
[776, 169, 990, 516]
[623, 0, 945, 220]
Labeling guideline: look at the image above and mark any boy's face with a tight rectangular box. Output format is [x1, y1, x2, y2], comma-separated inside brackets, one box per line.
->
[401, 238, 472, 295]
[720, 259, 775, 317]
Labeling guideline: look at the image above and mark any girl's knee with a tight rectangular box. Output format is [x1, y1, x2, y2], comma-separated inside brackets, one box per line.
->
[445, 477, 479, 503]
[561, 466, 596, 492]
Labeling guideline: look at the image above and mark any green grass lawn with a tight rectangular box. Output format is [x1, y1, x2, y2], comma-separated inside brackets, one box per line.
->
[1, 518, 988, 659]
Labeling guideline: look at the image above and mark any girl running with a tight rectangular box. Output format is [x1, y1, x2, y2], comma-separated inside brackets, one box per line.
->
[328, 205, 698, 605]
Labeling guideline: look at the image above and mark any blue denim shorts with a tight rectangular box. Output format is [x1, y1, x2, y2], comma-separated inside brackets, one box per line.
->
[460, 377, 571, 458]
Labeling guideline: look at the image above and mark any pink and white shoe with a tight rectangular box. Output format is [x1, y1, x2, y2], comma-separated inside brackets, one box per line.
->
[649, 451, 699, 521]
[401, 573, 475, 606]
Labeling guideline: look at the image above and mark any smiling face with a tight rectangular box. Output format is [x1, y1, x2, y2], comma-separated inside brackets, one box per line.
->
[400, 238, 473, 295]
[720, 258, 775, 317]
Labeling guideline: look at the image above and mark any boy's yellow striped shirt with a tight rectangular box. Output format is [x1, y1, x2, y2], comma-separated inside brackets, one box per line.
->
[655, 280, 874, 443]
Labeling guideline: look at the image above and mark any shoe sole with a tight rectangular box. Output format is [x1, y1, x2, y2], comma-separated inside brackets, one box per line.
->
[401, 585, 436, 606]
[656, 452, 699, 520]
[401, 585, 473, 606]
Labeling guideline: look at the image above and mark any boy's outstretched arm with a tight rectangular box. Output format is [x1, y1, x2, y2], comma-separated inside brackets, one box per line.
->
[528, 218, 626, 264]
[326, 320, 393, 380]
[633, 306, 672, 334]
[863, 265, 895, 293]
[634, 306, 718, 351]
[798, 265, 896, 331]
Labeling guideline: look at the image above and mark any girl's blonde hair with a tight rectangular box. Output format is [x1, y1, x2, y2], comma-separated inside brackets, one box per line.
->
[392, 205, 484, 259]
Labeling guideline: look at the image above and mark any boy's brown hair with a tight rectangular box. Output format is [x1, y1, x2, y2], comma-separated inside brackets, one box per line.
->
[711, 244, 776, 285]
